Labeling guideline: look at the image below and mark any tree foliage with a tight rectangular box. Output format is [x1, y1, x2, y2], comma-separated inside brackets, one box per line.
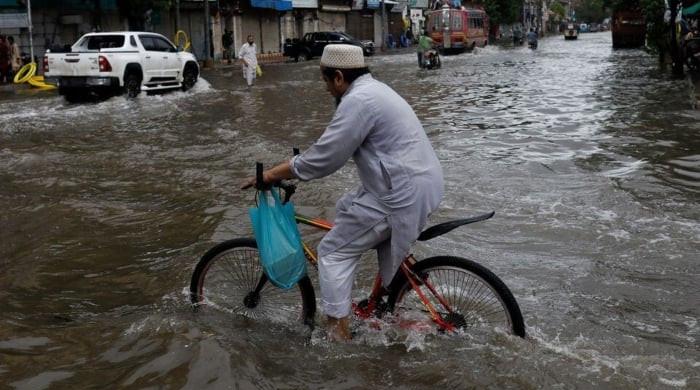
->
[481, 0, 521, 27]
[550, 2, 566, 20]
[574, 0, 608, 23]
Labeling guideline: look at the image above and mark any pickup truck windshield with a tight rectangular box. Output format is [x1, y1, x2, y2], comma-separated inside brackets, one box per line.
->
[78, 35, 125, 50]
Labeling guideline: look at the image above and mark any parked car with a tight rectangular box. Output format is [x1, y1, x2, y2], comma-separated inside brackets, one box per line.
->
[283, 31, 374, 61]
[44, 32, 199, 102]
[589, 23, 599, 32]
[579, 23, 590, 33]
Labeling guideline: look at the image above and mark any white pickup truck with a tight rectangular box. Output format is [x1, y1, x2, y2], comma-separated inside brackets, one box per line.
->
[44, 32, 199, 101]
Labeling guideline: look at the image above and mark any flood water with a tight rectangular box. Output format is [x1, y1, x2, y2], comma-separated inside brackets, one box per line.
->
[1, 32, 699, 389]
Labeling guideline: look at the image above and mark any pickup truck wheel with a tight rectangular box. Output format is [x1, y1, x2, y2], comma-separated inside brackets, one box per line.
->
[182, 66, 198, 91]
[124, 73, 141, 98]
[298, 51, 309, 61]
[59, 87, 82, 103]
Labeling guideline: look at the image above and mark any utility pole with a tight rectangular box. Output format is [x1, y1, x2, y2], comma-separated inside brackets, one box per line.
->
[204, 0, 212, 65]
[176, 0, 180, 32]
[27, 0, 34, 63]
[669, 0, 683, 76]
[381, 0, 387, 51]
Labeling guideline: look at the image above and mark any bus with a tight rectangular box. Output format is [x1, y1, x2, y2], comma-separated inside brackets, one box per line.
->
[612, 9, 646, 48]
[426, 5, 489, 53]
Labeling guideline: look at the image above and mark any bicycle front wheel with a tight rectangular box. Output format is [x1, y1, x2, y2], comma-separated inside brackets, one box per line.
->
[190, 238, 316, 328]
[387, 256, 525, 337]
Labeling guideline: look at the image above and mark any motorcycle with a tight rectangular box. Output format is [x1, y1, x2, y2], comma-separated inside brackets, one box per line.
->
[423, 48, 441, 70]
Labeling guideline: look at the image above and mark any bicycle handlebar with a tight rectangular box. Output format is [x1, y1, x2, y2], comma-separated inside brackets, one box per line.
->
[254, 148, 300, 204]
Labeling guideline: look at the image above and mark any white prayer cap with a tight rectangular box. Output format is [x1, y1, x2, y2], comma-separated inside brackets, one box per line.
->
[320, 44, 365, 69]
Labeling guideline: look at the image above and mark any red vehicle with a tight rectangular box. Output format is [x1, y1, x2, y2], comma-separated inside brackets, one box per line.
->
[612, 9, 646, 48]
[426, 5, 489, 53]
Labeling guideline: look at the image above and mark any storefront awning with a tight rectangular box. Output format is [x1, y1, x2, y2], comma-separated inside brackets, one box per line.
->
[0, 13, 28, 29]
[683, 2, 700, 16]
[251, 0, 293, 11]
[321, 4, 351, 11]
[293, 0, 319, 8]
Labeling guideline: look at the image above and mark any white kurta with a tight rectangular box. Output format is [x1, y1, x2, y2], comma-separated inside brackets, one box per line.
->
[239, 43, 258, 67]
[239, 43, 257, 85]
[290, 74, 444, 285]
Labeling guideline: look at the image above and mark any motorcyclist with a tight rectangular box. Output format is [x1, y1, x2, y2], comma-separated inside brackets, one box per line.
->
[417, 30, 433, 69]
[526, 28, 538, 48]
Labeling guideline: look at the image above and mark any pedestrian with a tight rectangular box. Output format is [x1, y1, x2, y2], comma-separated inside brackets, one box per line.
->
[240, 44, 444, 341]
[0, 35, 11, 84]
[8, 36, 21, 79]
[222, 29, 234, 64]
[417, 30, 433, 68]
[239, 34, 258, 89]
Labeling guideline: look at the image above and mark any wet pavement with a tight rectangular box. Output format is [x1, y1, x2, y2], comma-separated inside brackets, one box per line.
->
[1, 32, 699, 389]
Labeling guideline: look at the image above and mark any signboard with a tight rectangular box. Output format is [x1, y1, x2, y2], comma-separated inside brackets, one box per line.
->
[391, 0, 408, 13]
[293, 0, 319, 8]
[0, 13, 28, 29]
[409, 0, 428, 7]
[367, 0, 379, 9]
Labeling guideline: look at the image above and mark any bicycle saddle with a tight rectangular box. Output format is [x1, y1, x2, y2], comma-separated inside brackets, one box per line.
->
[417, 211, 495, 241]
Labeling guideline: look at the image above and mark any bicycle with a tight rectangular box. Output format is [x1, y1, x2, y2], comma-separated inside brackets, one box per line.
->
[190, 161, 526, 338]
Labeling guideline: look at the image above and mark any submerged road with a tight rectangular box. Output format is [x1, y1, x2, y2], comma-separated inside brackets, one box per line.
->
[1, 32, 698, 388]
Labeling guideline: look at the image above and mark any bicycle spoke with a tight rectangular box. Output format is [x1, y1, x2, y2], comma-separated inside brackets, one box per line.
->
[194, 243, 311, 326]
[394, 264, 512, 334]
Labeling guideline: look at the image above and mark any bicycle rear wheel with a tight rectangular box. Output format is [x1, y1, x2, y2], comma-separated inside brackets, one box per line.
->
[387, 256, 525, 337]
[190, 238, 316, 328]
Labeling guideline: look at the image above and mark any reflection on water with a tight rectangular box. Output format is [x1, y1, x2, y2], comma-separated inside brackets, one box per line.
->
[1, 32, 698, 388]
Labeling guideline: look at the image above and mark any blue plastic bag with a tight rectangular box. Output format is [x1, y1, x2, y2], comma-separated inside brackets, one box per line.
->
[249, 190, 307, 289]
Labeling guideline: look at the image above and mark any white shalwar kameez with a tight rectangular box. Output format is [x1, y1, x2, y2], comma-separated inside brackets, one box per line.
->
[239, 42, 257, 86]
[290, 74, 444, 318]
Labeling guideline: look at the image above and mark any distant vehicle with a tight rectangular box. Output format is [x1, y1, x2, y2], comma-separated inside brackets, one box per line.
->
[579, 23, 590, 33]
[426, 5, 489, 53]
[564, 23, 579, 40]
[44, 32, 199, 102]
[612, 9, 646, 48]
[283, 31, 374, 61]
[589, 23, 599, 32]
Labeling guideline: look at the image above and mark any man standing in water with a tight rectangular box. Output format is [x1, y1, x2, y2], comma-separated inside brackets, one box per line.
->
[239, 34, 258, 89]
[241, 45, 444, 341]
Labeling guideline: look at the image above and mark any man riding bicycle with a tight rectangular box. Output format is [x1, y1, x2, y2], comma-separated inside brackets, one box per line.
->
[242, 45, 444, 341]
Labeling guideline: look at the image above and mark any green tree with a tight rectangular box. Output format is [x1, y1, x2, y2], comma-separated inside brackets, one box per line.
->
[575, 0, 609, 23]
[550, 2, 566, 19]
[482, 0, 522, 28]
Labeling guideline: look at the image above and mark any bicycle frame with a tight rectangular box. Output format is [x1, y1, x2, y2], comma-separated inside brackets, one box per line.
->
[294, 213, 457, 332]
